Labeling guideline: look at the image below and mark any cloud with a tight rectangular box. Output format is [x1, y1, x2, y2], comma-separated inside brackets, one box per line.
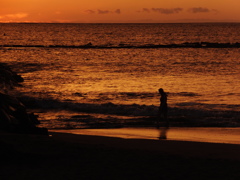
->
[152, 8, 183, 14]
[138, 7, 218, 15]
[0, 13, 28, 19]
[142, 8, 151, 13]
[84, 9, 121, 15]
[115, 9, 121, 14]
[188, 7, 218, 14]
[138, 8, 183, 14]
[97, 10, 111, 14]
[84, 10, 95, 14]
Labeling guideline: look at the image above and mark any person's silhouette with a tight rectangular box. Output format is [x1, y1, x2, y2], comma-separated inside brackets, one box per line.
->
[157, 88, 169, 139]
[157, 88, 169, 127]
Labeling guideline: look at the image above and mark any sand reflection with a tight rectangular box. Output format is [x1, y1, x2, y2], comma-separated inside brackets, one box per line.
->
[158, 127, 169, 140]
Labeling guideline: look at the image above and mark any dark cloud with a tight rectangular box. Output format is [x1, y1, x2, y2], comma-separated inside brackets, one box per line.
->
[188, 7, 217, 13]
[142, 8, 151, 13]
[152, 8, 183, 14]
[138, 8, 183, 14]
[115, 9, 121, 14]
[84, 9, 121, 15]
[97, 9, 121, 15]
[97, 10, 111, 14]
[85, 10, 95, 14]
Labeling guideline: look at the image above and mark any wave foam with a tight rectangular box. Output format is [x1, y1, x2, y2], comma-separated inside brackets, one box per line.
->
[20, 96, 240, 128]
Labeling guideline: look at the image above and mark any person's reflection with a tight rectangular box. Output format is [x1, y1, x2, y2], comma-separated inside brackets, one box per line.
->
[158, 126, 168, 139]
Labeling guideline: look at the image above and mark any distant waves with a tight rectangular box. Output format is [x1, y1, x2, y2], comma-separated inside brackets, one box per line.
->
[2, 42, 240, 49]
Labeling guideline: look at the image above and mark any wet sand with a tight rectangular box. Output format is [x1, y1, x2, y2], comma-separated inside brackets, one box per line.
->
[1, 129, 240, 180]
[52, 127, 240, 145]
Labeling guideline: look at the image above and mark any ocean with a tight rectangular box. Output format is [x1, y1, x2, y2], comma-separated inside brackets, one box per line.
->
[0, 23, 240, 129]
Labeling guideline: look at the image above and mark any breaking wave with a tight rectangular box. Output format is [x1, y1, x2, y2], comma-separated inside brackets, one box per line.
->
[20, 95, 240, 129]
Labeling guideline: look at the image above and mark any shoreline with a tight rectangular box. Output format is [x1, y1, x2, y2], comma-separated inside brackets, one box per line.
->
[50, 127, 240, 145]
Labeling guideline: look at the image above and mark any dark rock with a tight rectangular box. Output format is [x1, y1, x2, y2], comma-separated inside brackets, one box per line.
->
[0, 63, 47, 135]
[0, 63, 24, 90]
[0, 92, 48, 135]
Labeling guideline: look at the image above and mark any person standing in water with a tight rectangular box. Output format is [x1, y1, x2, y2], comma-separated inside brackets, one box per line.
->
[157, 88, 169, 128]
[157, 88, 169, 139]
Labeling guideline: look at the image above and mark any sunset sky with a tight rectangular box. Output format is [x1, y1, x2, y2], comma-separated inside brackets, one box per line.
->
[1, 0, 240, 23]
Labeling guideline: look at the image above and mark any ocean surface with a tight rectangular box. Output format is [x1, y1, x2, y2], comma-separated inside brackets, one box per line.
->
[0, 23, 239, 129]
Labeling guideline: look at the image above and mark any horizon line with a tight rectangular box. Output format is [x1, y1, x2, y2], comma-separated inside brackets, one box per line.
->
[1, 21, 240, 24]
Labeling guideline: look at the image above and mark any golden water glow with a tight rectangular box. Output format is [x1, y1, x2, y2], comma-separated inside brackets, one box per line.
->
[1, 0, 240, 23]
[52, 128, 240, 144]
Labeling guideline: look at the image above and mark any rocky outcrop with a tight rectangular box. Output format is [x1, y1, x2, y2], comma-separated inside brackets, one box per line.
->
[0, 63, 24, 90]
[0, 63, 48, 135]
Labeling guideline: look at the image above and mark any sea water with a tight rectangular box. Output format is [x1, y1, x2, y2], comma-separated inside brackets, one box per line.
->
[0, 23, 239, 129]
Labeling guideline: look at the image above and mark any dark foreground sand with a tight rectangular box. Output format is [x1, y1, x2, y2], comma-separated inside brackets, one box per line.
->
[1, 130, 240, 180]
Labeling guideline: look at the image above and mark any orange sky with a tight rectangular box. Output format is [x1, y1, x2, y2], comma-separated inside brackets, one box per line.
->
[1, 0, 240, 23]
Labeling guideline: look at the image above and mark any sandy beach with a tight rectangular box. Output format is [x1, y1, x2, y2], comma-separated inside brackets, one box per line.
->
[1, 128, 240, 180]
